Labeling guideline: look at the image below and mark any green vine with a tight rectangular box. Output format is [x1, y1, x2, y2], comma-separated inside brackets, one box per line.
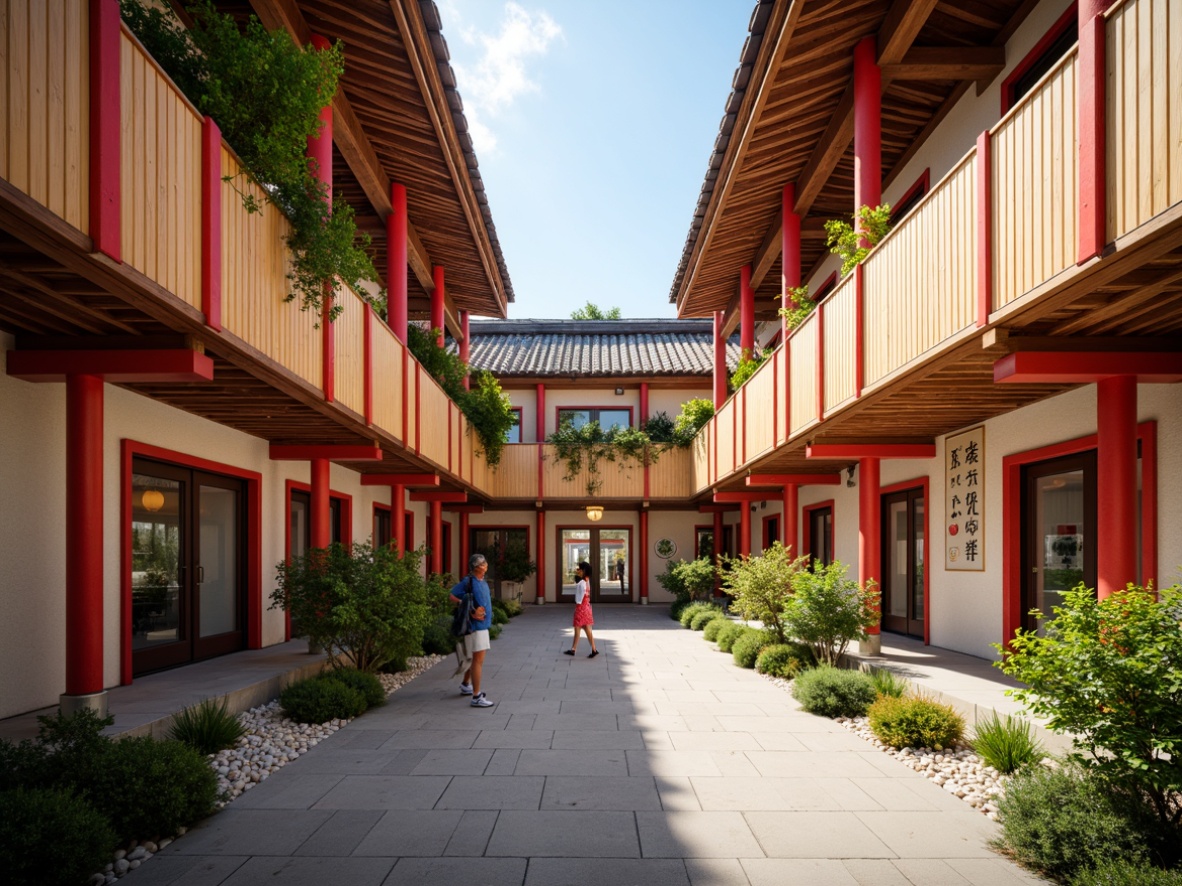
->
[777, 284, 816, 330]
[824, 203, 892, 276]
[547, 420, 663, 497]
[120, 0, 381, 323]
[729, 348, 766, 391]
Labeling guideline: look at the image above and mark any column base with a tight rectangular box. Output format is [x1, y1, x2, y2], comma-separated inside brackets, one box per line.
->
[535, 596, 545, 606]
[859, 634, 882, 656]
[640, 597, 649, 605]
[60, 690, 108, 719]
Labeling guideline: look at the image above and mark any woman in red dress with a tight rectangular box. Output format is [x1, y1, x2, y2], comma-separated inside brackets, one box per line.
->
[565, 560, 599, 658]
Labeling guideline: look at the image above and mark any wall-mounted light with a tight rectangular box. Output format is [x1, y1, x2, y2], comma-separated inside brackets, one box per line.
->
[846, 465, 857, 488]
[614, 387, 624, 395]
[141, 489, 165, 512]
[586, 505, 604, 522]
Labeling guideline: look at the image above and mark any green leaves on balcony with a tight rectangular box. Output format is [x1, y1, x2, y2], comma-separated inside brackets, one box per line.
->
[824, 203, 892, 277]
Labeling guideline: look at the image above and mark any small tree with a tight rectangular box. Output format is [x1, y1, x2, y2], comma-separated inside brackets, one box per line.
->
[721, 542, 805, 643]
[570, 301, 621, 320]
[675, 557, 718, 602]
[782, 559, 879, 666]
[672, 398, 715, 446]
[996, 584, 1182, 827]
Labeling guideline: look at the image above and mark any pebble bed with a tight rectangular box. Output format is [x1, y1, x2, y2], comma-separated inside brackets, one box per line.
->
[93, 654, 446, 884]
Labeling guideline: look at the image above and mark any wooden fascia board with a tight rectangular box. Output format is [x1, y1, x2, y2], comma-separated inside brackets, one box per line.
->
[675, 0, 805, 314]
[745, 473, 841, 487]
[806, 443, 936, 459]
[386, 0, 508, 317]
[880, 47, 1006, 81]
[269, 445, 385, 461]
[360, 473, 441, 486]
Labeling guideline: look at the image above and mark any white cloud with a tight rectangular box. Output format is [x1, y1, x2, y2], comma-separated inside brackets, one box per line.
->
[442, 2, 562, 153]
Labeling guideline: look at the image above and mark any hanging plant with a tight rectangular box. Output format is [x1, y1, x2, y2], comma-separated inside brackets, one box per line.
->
[546, 420, 663, 497]
[120, 0, 381, 322]
[778, 284, 816, 331]
[824, 204, 892, 276]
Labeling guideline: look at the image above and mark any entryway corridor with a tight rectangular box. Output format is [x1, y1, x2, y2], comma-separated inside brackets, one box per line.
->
[125, 606, 1045, 885]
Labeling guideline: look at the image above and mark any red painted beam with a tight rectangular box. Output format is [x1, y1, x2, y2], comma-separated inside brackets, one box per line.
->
[994, 352, 1182, 384]
[746, 473, 842, 487]
[388, 182, 409, 344]
[90, 0, 121, 261]
[714, 491, 778, 503]
[201, 117, 222, 331]
[361, 474, 440, 486]
[409, 491, 468, 503]
[782, 182, 801, 345]
[806, 443, 935, 459]
[269, 445, 384, 461]
[444, 504, 485, 514]
[7, 349, 214, 383]
[431, 266, 446, 346]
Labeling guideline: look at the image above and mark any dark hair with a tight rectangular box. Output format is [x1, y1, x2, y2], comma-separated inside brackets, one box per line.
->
[577, 561, 593, 579]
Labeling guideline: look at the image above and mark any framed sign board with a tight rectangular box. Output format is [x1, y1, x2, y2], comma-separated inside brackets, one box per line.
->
[945, 426, 984, 571]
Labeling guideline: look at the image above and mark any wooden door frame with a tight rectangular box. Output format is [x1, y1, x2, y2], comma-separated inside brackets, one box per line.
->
[880, 479, 928, 641]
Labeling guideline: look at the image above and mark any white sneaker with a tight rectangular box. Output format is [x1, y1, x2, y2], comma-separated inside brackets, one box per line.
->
[459, 682, 473, 696]
[470, 692, 494, 708]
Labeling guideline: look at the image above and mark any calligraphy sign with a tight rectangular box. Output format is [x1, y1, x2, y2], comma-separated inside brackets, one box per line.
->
[945, 426, 985, 571]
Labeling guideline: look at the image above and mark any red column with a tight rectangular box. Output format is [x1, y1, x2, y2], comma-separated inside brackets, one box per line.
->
[65, 374, 105, 707]
[535, 383, 546, 442]
[460, 310, 471, 391]
[392, 484, 406, 555]
[431, 266, 446, 347]
[388, 182, 408, 343]
[430, 501, 443, 575]
[853, 36, 882, 227]
[89, 0, 121, 261]
[1078, 0, 1108, 263]
[713, 311, 727, 407]
[201, 117, 222, 331]
[307, 34, 335, 402]
[713, 511, 725, 596]
[536, 510, 546, 604]
[459, 512, 470, 575]
[310, 459, 331, 549]
[739, 504, 752, 557]
[639, 382, 649, 424]
[740, 265, 754, 357]
[1096, 376, 1137, 597]
[859, 456, 882, 646]
[783, 483, 799, 555]
[639, 510, 649, 604]
[782, 184, 801, 342]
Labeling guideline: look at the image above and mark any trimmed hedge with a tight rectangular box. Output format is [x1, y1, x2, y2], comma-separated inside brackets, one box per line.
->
[715, 621, 748, 653]
[280, 676, 367, 723]
[690, 608, 726, 631]
[755, 643, 813, 679]
[0, 787, 116, 886]
[732, 629, 774, 669]
[702, 615, 730, 642]
[1071, 861, 1182, 886]
[791, 665, 877, 717]
[324, 668, 386, 710]
[867, 695, 964, 750]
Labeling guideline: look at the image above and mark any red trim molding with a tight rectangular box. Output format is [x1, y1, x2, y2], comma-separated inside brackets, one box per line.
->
[807, 443, 935, 459]
[1001, 3, 1079, 115]
[201, 117, 222, 331]
[7, 349, 214, 383]
[747, 473, 842, 487]
[409, 490, 468, 503]
[361, 473, 440, 487]
[363, 306, 373, 425]
[976, 130, 993, 327]
[90, 0, 121, 261]
[816, 301, 826, 418]
[269, 445, 384, 461]
[994, 352, 1182, 384]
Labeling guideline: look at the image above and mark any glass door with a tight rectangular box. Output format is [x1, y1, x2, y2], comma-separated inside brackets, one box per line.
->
[559, 528, 591, 602]
[194, 476, 244, 659]
[557, 527, 631, 602]
[881, 488, 924, 638]
[807, 506, 833, 568]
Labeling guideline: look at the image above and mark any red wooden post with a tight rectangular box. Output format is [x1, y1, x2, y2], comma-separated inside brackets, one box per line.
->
[459, 512, 470, 575]
[1096, 376, 1137, 597]
[460, 310, 471, 391]
[639, 510, 649, 604]
[310, 458, 331, 549]
[854, 265, 864, 398]
[853, 35, 882, 226]
[392, 484, 406, 555]
[201, 117, 222, 331]
[363, 305, 373, 424]
[783, 483, 798, 555]
[388, 183, 409, 343]
[976, 130, 993, 327]
[740, 264, 754, 357]
[713, 311, 727, 407]
[816, 302, 826, 419]
[65, 374, 105, 711]
[713, 510, 725, 596]
[536, 510, 546, 605]
[431, 266, 446, 346]
[782, 183, 801, 340]
[1078, 0, 1108, 263]
[430, 501, 443, 575]
[739, 503, 752, 558]
[89, 0, 121, 261]
[858, 456, 881, 649]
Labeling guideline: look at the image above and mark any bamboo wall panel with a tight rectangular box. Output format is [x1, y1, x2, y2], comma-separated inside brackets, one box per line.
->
[864, 154, 977, 385]
[821, 276, 858, 408]
[1107, 0, 1182, 240]
[992, 51, 1077, 310]
[649, 447, 694, 499]
[120, 33, 201, 310]
[539, 445, 643, 499]
[417, 374, 451, 469]
[457, 415, 469, 485]
[715, 398, 736, 478]
[332, 287, 366, 417]
[482, 444, 538, 500]
[220, 148, 321, 388]
[0, 0, 89, 233]
[742, 357, 775, 462]
[406, 362, 419, 456]
[789, 315, 819, 435]
[369, 323, 405, 444]
[692, 435, 710, 494]
[775, 351, 787, 446]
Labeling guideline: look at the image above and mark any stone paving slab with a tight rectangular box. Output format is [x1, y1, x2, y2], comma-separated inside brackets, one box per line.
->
[129, 604, 1047, 885]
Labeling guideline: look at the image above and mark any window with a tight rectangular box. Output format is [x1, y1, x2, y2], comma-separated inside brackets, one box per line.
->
[506, 408, 522, 444]
[557, 408, 632, 431]
[1002, 4, 1078, 113]
[812, 273, 838, 303]
[890, 170, 930, 225]
[374, 504, 391, 548]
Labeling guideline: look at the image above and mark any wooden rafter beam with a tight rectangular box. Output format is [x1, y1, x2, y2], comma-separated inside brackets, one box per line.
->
[881, 47, 1006, 81]
[876, 0, 941, 66]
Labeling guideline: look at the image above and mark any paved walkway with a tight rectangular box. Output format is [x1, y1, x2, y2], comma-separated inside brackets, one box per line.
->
[124, 606, 1043, 886]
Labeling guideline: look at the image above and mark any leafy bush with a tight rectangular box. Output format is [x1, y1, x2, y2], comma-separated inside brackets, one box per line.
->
[325, 668, 386, 710]
[782, 560, 879, 666]
[272, 542, 432, 673]
[499, 597, 523, 617]
[732, 629, 774, 669]
[869, 668, 908, 699]
[971, 712, 1045, 774]
[280, 676, 368, 723]
[702, 615, 731, 642]
[669, 598, 691, 622]
[728, 350, 766, 391]
[672, 398, 715, 446]
[690, 608, 725, 631]
[721, 542, 805, 643]
[996, 583, 1182, 827]
[659, 558, 717, 604]
[997, 764, 1174, 880]
[679, 601, 717, 628]
[0, 787, 116, 886]
[792, 665, 877, 717]
[643, 411, 676, 444]
[778, 284, 816, 331]
[868, 694, 965, 750]
[824, 203, 892, 275]
[491, 604, 510, 626]
[1071, 861, 1182, 886]
[715, 621, 748, 653]
[489, 622, 503, 640]
[420, 614, 454, 655]
[755, 643, 813, 679]
[167, 697, 245, 756]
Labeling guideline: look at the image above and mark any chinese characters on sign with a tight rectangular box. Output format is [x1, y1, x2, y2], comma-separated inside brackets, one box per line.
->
[945, 427, 985, 571]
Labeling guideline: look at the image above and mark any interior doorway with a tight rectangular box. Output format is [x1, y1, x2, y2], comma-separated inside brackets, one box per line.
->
[881, 487, 925, 638]
[558, 526, 632, 602]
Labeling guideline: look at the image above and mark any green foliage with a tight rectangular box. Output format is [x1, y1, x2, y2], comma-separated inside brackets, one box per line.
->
[716, 621, 748, 653]
[0, 787, 117, 886]
[407, 324, 468, 401]
[669, 598, 691, 622]
[869, 667, 909, 699]
[491, 604, 510, 626]
[672, 398, 715, 446]
[1071, 861, 1182, 886]
[657, 558, 712, 603]
[867, 694, 965, 749]
[997, 764, 1176, 880]
[690, 608, 726, 631]
[792, 665, 877, 717]
[996, 583, 1182, 826]
[732, 629, 775, 669]
[721, 542, 806, 643]
[570, 301, 621, 319]
[324, 668, 386, 710]
[642, 411, 676, 444]
[783, 560, 880, 666]
[547, 418, 662, 497]
[679, 601, 719, 628]
[778, 284, 817, 330]
[702, 614, 731, 642]
[498, 597, 524, 617]
[271, 542, 433, 673]
[755, 643, 813, 679]
[825, 203, 892, 276]
[489, 622, 503, 640]
[167, 697, 246, 756]
[494, 539, 537, 583]
[420, 614, 455, 655]
[280, 675, 368, 723]
[120, 0, 379, 321]
[971, 712, 1045, 774]
[728, 349, 766, 391]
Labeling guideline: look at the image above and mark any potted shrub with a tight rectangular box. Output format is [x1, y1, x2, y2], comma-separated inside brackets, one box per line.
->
[496, 539, 536, 601]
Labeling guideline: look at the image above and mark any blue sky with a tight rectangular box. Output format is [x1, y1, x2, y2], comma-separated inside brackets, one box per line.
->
[437, 1, 755, 320]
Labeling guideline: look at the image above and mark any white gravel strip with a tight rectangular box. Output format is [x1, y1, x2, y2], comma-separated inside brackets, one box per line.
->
[97, 655, 445, 884]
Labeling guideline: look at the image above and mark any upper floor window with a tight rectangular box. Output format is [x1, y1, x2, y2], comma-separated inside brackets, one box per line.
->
[506, 408, 522, 443]
[1002, 5, 1079, 113]
[890, 170, 930, 226]
[557, 408, 632, 431]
